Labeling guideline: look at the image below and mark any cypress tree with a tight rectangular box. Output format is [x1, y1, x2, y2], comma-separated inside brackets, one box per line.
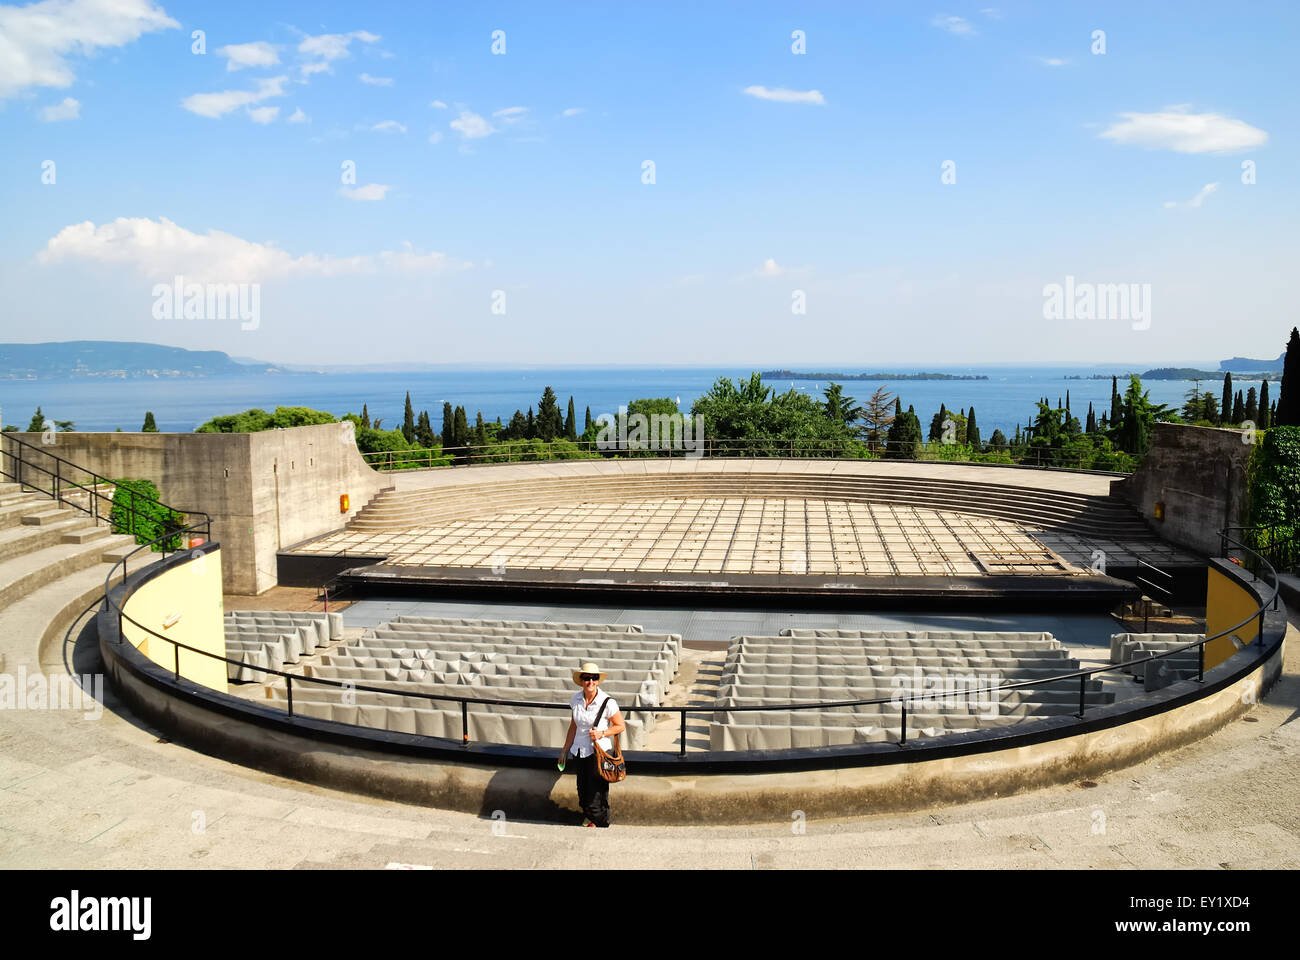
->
[402, 391, 415, 443]
[453, 406, 468, 447]
[1245, 387, 1258, 424]
[1065, 390, 1071, 413]
[565, 396, 577, 441]
[141, 411, 158, 432]
[1109, 376, 1121, 427]
[361, 404, 370, 430]
[1232, 390, 1244, 425]
[474, 412, 488, 446]
[1085, 402, 1095, 434]
[526, 407, 536, 439]
[1259, 380, 1270, 429]
[1221, 372, 1233, 426]
[416, 410, 435, 447]
[929, 404, 948, 442]
[966, 406, 980, 449]
[584, 406, 593, 435]
[441, 403, 454, 446]
[1279, 328, 1300, 426]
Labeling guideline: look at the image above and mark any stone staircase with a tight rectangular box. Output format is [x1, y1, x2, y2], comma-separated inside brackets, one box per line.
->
[0, 479, 136, 677]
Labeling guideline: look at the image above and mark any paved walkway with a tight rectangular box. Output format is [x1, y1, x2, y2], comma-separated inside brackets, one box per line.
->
[1, 604, 1295, 868]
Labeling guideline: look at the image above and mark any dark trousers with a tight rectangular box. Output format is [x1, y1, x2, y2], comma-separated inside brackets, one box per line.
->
[573, 750, 610, 826]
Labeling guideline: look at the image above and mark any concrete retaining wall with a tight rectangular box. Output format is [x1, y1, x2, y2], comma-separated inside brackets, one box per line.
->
[1113, 422, 1252, 556]
[1, 424, 384, 594]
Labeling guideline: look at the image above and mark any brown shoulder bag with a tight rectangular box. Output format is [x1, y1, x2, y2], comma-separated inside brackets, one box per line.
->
[591, 698, 627, 783]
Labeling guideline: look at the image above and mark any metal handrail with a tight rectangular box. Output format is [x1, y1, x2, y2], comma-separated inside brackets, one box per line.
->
[105, 528, 1279, 759]
[0, 431, 211, 542]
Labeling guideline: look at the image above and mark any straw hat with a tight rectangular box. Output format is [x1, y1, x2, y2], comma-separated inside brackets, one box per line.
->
[572, 662, 607, 686]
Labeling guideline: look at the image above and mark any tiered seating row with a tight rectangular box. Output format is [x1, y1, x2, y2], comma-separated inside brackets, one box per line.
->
[1110, 632, 1204, 688]
[272, 618, 679, 750]
[712, 631, 1114, 750]
[224, 611, 342, 683]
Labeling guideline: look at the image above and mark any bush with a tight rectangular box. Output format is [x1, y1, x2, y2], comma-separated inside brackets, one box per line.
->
[110, 479, 186, 551]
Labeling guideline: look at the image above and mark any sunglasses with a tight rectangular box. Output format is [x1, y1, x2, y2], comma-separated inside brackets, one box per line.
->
[580, 674, 599, 682]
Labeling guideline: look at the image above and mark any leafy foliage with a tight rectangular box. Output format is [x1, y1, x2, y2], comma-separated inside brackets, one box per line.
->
[110, 478, 186, 551]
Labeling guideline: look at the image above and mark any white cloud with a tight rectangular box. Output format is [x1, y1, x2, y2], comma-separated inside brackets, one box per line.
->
[1099, 109, 1268, 154]
[339, 183, 389, 201]
[300, 61, 330, 79]
[40, 96, 79, 122]
[931, 14, 975, 35]
[287, 107, 308, 123]
[371, 120, 406, 133]
[759, 258, 784, 277]
[359, 72, 392, 86]
[218, 41, 279, 71]
[248, 105, 279, 124]
[298, 29, 379, 62]
[182, 75, 287, 118]
[561, 107, 584, 117]
[1166, 182, 1220, 209]
[742, 85, 825, 105]
[429, 99, 447, 109]
[1037, 57, 1068, 67]
[427, 130, 443, 144]
[980, 7, 1004, 18]
[0, 0, 179, 100]
[450, 110, 495, 138]
[493, 105, 528, 122]
[37, 216, 465, 282]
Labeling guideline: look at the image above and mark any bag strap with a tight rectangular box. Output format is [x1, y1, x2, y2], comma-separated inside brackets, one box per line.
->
[592, 697, 621, 755]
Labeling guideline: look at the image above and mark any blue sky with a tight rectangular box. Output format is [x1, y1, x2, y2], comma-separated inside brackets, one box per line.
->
[1, 1, 1295, 367]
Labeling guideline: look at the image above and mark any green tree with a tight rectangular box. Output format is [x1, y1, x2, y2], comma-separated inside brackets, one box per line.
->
[1232, 390, 1245, 425]
[415, 410, 435, 448]
[966, 406, 980, 449]
[1259, 380, 1271, 429]
[537, 387, 561, 441]
[821, 383, 862, 427]
[989, 428, 1007, 449]
[860, 386, 895, 451]
[1117, 375, 1155, 455]
[1109, 376, 1122, 428]
[402, 392, 415, 444]
[1276, 328, 1300, 425]
[361, 403, 371, 430]
[441, 403, 454, 447]
[884, 404, 922, 459]
[141, 411, 158, 432]
[584, 405, 593, 435]
[565, 396, 577, 441]
[928, 403, 948, 442]
[1221, 372, 1233, 427]
[26, 407, 45, 432]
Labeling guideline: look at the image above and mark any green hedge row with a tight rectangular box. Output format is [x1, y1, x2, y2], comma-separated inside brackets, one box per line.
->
[110, 479, 187, 552]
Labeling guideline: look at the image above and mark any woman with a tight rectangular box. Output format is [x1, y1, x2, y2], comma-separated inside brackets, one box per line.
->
[559, 661, 626, 828]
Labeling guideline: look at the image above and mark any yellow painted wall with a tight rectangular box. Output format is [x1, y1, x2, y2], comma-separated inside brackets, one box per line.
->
[1204, 565, 1262, 670]
[120, 549, 227, 693]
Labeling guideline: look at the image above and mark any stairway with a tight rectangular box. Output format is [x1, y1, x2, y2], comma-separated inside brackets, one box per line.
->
[0, 479, 136, 677]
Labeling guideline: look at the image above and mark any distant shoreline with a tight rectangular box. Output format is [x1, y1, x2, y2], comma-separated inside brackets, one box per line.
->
[761, 370, 989, 382]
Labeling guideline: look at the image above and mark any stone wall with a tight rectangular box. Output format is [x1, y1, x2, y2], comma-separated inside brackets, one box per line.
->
[1, 423, 385, 594]
[1112, 422, 1252, 556]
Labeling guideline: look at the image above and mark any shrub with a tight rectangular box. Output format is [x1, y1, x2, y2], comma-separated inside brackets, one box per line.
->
[110, 479, 186, 551]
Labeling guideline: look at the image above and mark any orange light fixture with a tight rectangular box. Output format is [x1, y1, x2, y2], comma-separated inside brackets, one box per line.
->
[340, 494, 350, 513]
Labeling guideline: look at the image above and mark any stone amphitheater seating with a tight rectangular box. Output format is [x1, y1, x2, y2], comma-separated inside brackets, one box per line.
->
[224, 611, 343, 682]
[1110, 632, 1204, 689]
[345, 470, 1154, 540]
[267, 618, 680, 750]
[711, 630, 1115, 750]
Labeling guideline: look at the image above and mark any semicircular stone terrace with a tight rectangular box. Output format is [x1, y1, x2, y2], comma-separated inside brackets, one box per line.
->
[293, 460, 1195, 576]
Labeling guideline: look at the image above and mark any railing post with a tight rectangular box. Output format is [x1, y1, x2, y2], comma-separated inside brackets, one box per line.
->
[54, 457, 61, 506]
[1257, 610, 1265, 646]
[680, 710, 687, 757]
[1077, 674, 1086, 718]
[899, 699, 907, 746]
[286, 675, 293, 716]
[1198, 643, 1205, 682]
[174, 641, 180, 679]
[461, 701, 469, 744]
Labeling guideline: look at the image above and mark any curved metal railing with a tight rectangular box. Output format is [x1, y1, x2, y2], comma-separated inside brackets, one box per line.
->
[102, 529, 1278, 760]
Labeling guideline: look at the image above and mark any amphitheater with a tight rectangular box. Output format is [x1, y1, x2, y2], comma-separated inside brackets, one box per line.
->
[0, 422, 1295, 869]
